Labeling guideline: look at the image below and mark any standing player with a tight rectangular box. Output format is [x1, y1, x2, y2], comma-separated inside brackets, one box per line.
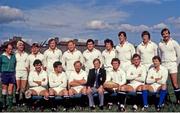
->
[159, 28, 180, 103]
[61, 40, 84, 77]
[15, 41, 28, 105]
[44, 38, 62, 73]
[83, 39, 102, 72]
[0, 43, 16, 109]
[116, 31, 135, 71]
[26, 43, 44, 72]
[142, 56, 168, 111]
[136, 31, 158, 70]
[102, 39, 117, 72]
[121, 54, 147, 111]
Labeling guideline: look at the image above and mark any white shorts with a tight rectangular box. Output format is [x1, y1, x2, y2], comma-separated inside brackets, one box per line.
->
[71, 86, 84, 93]
[16, 70, 28, 80]
[127, 82, 144, 90]
[29, 86, 46, 95]
[150, 83, 161, 92]
[162, 62, 177, 73]
[51, 87, 66, 94]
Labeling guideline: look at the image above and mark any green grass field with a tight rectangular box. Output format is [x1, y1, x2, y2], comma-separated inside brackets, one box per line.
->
[0, 66, 180, 112]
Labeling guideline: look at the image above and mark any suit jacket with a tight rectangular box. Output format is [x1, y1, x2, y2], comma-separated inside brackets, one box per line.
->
[86, 68, 106, 88]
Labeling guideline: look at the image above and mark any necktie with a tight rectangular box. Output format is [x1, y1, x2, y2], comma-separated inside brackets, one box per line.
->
[95, 69, 99, 88]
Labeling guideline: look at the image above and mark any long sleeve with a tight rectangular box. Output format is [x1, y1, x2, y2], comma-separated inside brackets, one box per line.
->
[173, 41, 180, 65]
[28, 72, 38, 87]
[61, 53, 66, 70]
[119, 71, 126, 85]
[130, 44, 136, 58]
[126, 69, 138, 80]
[146, 70, 156, 84]
[60, 75, 67, 88]
[135, 67, 147, 82]
[157, 67, 168, 84]
[153, 43, 158, 56]
[25, 55, 30, 69]
[43, 50, 48, 68]
[49, 77, 59, 88]
[41, 72, 48, 86]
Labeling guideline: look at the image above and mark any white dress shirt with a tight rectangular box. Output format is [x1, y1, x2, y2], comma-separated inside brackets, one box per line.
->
[83, 48, 102, 72]
[106, 68, 126, 85]
[44, 48, 62, 73]
[159, 38, 180, 64]
[126, 64, 147, 84]
[28, 70, 48, 87]
[136, 41, 158, 65]
[26, 52, 44, 71]
[48, 71, 67, 88]
[146, 65, 168, 85]
[15, 51, 28, 71]
[61, 49, 84, 71]
[102, 48, 116, 71]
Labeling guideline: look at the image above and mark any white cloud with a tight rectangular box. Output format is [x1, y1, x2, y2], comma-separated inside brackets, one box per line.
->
[121, 0, 175, 4]
[118, 24, 150, 32]
[167, 17, 180, 28]
[86, 20, 111, 30]
[152, 22, 168, 30]
[0, 6, 24, 24]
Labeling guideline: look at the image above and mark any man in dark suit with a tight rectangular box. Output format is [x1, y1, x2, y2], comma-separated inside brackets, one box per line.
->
[86, 58, 106, 110]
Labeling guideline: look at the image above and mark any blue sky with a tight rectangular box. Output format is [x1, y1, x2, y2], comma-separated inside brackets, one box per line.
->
[0, 0, 180, 45]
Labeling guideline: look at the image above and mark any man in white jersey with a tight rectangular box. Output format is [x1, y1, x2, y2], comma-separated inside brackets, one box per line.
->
[102, 39, 117, 72]
[68, 61, 87, 95]
[48, 61, 68, 111]
[61, 40, 84, 77]
[159, 28, 180, 103]
[44, 38, 62, 73]
[141, 56, 168, 111]
[136, 31, 158, 70]
[26, 43, 44, 72]
[83, 39, 102, 72]
[103, 58, 126, 111]
[116, 31, 135, 71]
[15, 41, 29, 105]
[121, 54, 147, 111]
[25, 59, 49, 100]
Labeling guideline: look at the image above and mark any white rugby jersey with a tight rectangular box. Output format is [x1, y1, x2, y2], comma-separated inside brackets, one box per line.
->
[146, 65, 168, 85]
[116, 41, 135, 63]
[28, 70, 48, 87]
[126, 64, 147, 84]
[159, 38, 180, 64]
[106, 68, 126, 85]
[15, 51, 28, 71]
[44, 48, 62, 73]
[26, 52, 44, 71]
[83, 48, 102, 72]
[61, 49, 84, 71]
[48, 71, 67, 88]
[136, 41, 158, 65]
[68, 70, 87, 82]
[102, 48, 116, 70]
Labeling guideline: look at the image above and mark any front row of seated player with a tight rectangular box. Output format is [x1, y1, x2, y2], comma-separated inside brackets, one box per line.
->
[25, 54, 168, 111]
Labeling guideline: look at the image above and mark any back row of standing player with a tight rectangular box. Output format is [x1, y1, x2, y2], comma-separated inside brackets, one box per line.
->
[1, 28, 180, 109]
